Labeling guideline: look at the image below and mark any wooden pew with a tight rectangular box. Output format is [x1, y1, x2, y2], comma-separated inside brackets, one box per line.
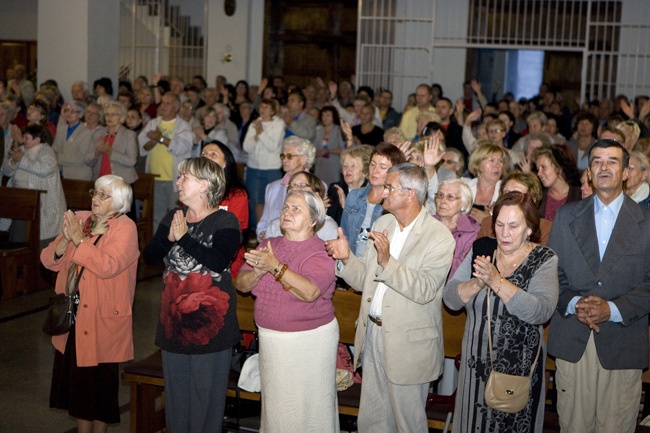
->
[132, 173, 156, 251]
[60, 178, 94, 211]
[121, 289, 468, 432]
[0, 187, 42, 300]
[121, 292, 258, 433]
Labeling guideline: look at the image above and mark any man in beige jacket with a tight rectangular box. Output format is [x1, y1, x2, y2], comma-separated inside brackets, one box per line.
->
[327, 163, 455, 433]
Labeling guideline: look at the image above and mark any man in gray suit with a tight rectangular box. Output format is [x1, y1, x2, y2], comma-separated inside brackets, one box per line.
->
[327, 163, 455, 433]
[548, 139, 650, 433]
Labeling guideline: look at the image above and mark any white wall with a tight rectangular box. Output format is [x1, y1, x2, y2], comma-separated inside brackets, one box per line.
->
[38, 0, 119, 102]
[206, 0, 264, 87]
[0, 0, 38, 40]
[616, 0, 650, 98]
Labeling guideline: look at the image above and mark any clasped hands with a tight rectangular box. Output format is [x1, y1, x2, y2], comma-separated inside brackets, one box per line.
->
[62, 210, 84, 247]
[472, 255, 500, 290]
[575, 295, 610, 333]
[325, 227, 390, 268]
[168, 210, 188, 242]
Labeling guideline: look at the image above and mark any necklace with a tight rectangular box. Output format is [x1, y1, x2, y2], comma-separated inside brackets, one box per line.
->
[497, 242, 532, 277]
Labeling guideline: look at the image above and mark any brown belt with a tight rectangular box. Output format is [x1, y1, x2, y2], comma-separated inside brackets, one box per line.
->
[368, 315, 382, 326]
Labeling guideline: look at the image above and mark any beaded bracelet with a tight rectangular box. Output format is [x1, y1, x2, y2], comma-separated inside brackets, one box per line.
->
[275, 264, 288, 283]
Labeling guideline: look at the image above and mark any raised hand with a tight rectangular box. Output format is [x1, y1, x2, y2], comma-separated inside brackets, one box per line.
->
[325, 227, 350, 263]
[422, 135, 443, 167]
[369, 230, 390, 268]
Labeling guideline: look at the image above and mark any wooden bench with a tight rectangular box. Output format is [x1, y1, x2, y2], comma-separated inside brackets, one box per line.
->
[0, 187, 42, 301]
[131, 173, 156, 251]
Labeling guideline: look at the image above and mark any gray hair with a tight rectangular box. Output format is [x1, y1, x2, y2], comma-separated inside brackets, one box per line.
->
[526, 111, 548, 127]
[177, 157, 226, 208]
[285, 189, 326, 232]
[214, 102, 231, 120]
[283, 136, 316, 169]
[629, 150, 650, 173]
[103, 100, 126, 120]
[387, 163, 428, 205]
[0, 101, 17, 123]
[524, 132, 554, 153]
[95, 174, 133, 214]
[438, 179, 474, 214]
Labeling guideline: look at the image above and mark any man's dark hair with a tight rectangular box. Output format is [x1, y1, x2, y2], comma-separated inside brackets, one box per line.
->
[289, 89, 306, 105]
[588, 139, 630, 168]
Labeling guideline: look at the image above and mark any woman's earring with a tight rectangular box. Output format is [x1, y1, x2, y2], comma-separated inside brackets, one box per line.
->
[200, 192, 204, 200]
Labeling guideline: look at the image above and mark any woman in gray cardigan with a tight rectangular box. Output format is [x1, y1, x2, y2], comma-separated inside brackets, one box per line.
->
[85, 101, 138, 185]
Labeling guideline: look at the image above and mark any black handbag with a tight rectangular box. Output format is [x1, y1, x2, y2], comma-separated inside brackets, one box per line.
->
[42, 290, 80, 336]
[42, 235, 102, 336]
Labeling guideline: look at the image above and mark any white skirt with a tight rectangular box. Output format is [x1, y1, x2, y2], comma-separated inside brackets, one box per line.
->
[258, 318, 340, 433]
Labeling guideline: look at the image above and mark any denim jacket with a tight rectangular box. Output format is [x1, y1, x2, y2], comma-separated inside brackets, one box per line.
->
[341, 184, 386, 256]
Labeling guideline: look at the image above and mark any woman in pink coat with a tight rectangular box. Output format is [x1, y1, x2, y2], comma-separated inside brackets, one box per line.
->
[41, 174, 139, 433]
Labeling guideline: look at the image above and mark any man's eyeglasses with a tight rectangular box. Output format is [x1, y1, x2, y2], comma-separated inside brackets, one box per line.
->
[280, 153, 301, 161]
[434, 192, 461, 202]
[383, 184, 411, 194]
[89, 189, 112, 201]
[441, 158, 459, 165]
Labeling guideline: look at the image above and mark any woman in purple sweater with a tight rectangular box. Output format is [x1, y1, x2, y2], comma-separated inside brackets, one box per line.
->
[237, 189, 339, 432]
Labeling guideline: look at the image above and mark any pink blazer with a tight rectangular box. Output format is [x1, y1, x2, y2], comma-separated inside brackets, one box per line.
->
[41, 212, 140, 367]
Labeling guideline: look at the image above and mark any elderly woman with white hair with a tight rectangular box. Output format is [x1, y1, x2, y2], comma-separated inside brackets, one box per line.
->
[434, 179, 480, 280]
[626, 150, 650, 207]
[237, 189, 339, 432]
[255, 135, 316, 240]
[41, 174, 139, 433]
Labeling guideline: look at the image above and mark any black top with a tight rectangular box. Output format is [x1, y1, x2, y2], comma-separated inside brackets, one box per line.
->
[352, 124, 384, 146]
[143, 207, 242, 354]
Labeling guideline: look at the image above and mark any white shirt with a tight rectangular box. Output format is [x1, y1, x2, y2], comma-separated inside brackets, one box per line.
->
[368, 213, 420, 319]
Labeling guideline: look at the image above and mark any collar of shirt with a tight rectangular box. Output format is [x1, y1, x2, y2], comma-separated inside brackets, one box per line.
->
[593, 191, 624, 220]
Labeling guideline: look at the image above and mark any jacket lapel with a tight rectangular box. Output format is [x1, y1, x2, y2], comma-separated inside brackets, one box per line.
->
[597, 197, 643, 277]
[569, 198, 600, 276]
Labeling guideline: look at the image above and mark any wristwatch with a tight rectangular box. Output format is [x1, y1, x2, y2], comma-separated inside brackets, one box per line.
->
[159, 137, 165, 143]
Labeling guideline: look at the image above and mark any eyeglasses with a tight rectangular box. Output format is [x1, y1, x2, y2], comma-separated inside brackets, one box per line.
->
[280, 153, 302, 161]
[105, 112, 120, 117]
[441, 158, 459, 165]
[383, 184, 411, 194]
[288, 182, 310, 190]
[89, 189, 112, 201]
[434, 192, 461, 202]
[488, 128, 504, 134]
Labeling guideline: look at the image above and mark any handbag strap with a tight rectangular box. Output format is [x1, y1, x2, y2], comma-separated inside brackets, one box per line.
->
[486, 250, 541, 379]
[68, 234, 104, 296]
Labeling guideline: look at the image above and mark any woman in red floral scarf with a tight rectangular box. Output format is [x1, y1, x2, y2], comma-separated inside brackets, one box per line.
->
[42, 174, 139, 433]
[143, 157, 241, 433]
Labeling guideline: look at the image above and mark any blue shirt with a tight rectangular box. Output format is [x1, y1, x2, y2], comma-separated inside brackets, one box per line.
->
[567, 192, 625, 322]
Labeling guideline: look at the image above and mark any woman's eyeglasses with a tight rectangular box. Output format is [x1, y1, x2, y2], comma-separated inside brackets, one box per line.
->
[89, 189, 112, 201]
[434, 192, 461, 202]
[280, 153, 301, 160]
[288, 182, 310, 190]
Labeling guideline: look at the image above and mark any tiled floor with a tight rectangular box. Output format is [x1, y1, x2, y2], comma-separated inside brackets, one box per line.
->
[0, 265, 260, 433]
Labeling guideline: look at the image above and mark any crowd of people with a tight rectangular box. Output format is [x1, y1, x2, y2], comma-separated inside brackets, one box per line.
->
[3, 63, 650, 433]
